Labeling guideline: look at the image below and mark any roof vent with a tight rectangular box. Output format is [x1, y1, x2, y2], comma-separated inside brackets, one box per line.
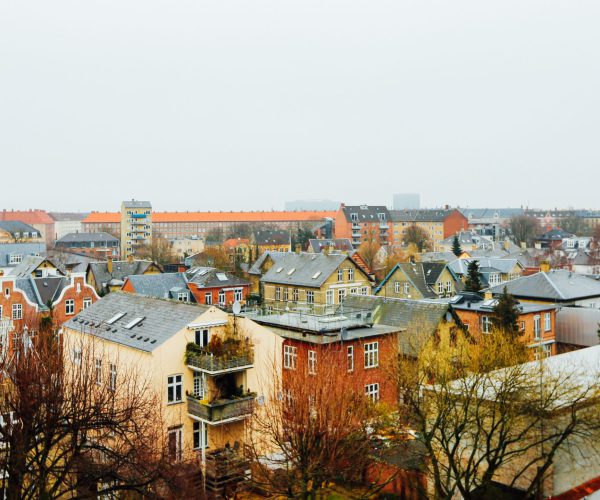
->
[151, 339, 156, 344]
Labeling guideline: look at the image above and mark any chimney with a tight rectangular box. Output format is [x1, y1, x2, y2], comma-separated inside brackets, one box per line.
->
[540, 260, 550, 273]
[107, 257, 113, 273]
[503, 239, 510, 251]
[484, 291, 493, 300]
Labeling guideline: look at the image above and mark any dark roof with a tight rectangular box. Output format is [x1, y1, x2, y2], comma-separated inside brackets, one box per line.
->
[252, 229, 291, 246]
[0, 243, 45, 267]
[487, 270, 600, 302]
[308, 238, 354, 253]
[44, 250, 103, 274]
[450, 294, 556, 314]
[88, 260, 159, 289]
[56, 232, 118, 244]
[10, 256, 64, 278]
[123, 200, 151, 209]
[538, 228, 574, 241]
[0, 221, 41, 237]
[186, 267, 249, 288]
[64, 292, 210, 352]
[341, 205, 390, 222]
[375, 262, 449, 298]
[389, 209, 461, 223]
[125, 273, 194, 301]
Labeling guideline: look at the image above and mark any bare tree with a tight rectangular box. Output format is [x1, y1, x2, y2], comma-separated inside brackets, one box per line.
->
[357, 240, 381, 271]
[394, 327, 600, 500]
[136, 233, 174, 265]
[247, 350, 388, 499]
[0, 315, 194, 499]
[509, 215, 542, 246]
[403, 225, 431, 253]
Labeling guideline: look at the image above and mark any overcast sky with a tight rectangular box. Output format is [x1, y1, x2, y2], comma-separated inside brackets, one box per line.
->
[1, 0, 599, 212]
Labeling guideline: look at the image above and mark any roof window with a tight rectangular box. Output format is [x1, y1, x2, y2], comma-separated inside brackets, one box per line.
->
[124, 317, 145, 330]
[106, 312, 126, 325]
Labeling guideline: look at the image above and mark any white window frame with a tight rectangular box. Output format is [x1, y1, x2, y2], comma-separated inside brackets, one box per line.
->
[195, 328, 210, 347]
[394, 281, 400, 293]
[446, 281, 452, 293]
[65, 299, 75, 315]
[283, 288, 289, 301]
[193, 421, 208, 450]
[205, 292, 212, 305]
[481, 316, 492, 334]
[275, 287, 281, 301]
[193, 372, 207, 399]
[168, 427, 183, 462]
[72, 348, 82, 366]
[544, 313, 551, 332]
[437, 282, 444, 295]
[404, 283, 410, 295]
[364, 342, 379, 369]
[347, 346, 354, 372]
[234, 288, 243, 302]
[12, 304, 22, 320]
[177, 292, 188, 302]
[218, 290, 226, 306]
[365, 383, 380, 403]
[95, 358, 102, 385]
[326, 290, 334, 305]
[8, 254, 22, 264]
[348, 268, 354, 281]
[83, 298, 92, 309]
[534, 315, 541, 340]
[308, 350, 317, 375]
[109, 363, 117, 390]
[167, 374, 183, 404]
[338, 288, 346, 304]
[338, 269, 344, 282]
[306, 290, 314, 304]
[361, 286, 369, 295]
[283, 345, 297, 370]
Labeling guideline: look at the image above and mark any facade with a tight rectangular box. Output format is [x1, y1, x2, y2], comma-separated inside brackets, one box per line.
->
[334, 204, 390, 247]
[375, 262, 459, 299]
[388, 208, 469, 248]
[62, 292, 282, 489]
[460, 208, 524, 240]
[87, 259, 162, 295]
[250, 229, 292, 254]
[170, 237, 204, 260]
[186, 267, 250, 308]
[249, 251, 372, 309]
[448, 257, 524, 288]
[451, 293, 557, 358]
[0, 243, 46, 275]
[120, 200, 152, 259]
[0, 209, 55, 247]
[55, 232, 119, 259]
[0, 221, 43, 243]
[83, 210, 336, 241]
[48, 212, 88, 240]
[9, 255, 64, 279]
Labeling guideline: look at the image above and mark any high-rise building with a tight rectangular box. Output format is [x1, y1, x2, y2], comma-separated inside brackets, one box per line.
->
[392, 193, 420, 210]
[120, 200, 152, 258]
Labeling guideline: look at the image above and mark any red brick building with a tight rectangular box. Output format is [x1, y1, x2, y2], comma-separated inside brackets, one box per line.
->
[334, 204, 391, 247]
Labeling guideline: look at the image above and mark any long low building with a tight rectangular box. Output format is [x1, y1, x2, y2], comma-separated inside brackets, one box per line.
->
[82, 210, 336, 240]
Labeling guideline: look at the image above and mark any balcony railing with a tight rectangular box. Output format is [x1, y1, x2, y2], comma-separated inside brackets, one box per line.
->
[187, 350, 254, 374]
[188, 394, 255, 424]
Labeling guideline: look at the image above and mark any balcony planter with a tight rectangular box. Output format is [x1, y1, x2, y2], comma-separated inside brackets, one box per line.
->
[188, 393, 255, 423]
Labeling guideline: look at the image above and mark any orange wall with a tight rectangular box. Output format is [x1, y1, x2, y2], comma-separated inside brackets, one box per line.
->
[443, 210, 469, 238]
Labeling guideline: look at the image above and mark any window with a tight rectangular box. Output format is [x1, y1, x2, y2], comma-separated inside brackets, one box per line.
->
[283, 345, 297, 370]
[193, 372, 206, 399]
[72, 348, 82, 366]
[347, 346, 354, 372]
[404, 283, 410, 294]
[364, 342, 379, 368]
[543, 344, 552, 358]
[534, 316, 541, 340]
[350, 213, 358, 222]
[109, 363, 117, 391]
[394, 281, 400, 293]
[283, 288, 289, 301]
[306, 291, 314, 304]
[308, 350, 317, 375]
[350, 287, 358, 295]
[167, 375, 183, 404]
[446, 281, 452, 293]
[205, 292, 212, 305]
[234, 289, 243, 302]
[481, 316, 492, 334]
[292, 289, 299, 301]
[65, 299, 75, 315]
[12, 304, 22, 320]
[348, 268, 354, 281]
[193, 421, 208, 450]
[338, 269, 344, 282]
[83, 298, 92, 309]
[8, 254, 22, 264]
[489, 273, 500, 285]
[519, 321, 526, 332]
[338, 288, 346, 303]
[361, 286, 369, 295]
[95, 358, 102, 385]
[177, 292, 188, 302]
[365, 383, 380, 403]
[437, 282, 444, 295]
[195, 329, 209, 347]
[326, 290, 334, 305]
[544, 313, 551, 332]
[168, 427, 183, 462]
[4, 288, 9, 298]
[218, 290, 226, 306]
[275, 287, 281, 301]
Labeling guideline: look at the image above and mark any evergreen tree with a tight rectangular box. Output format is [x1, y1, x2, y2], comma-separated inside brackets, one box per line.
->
[492, 287, 521, 336]
[464, 260, 482, 292]
[452, 235, 463, 257]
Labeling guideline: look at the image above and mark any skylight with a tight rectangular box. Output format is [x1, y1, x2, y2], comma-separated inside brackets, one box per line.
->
[106, 312, 126, 325]
[124, 317, 145, 330]
[312, 271, 322, 279]
[287, 268, 296, 276]
[216, 273, 228, 281]
[276, 267, 283, 273]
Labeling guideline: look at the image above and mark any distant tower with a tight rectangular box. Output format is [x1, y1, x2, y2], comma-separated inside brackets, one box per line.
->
[120, 200, 152, 259]
[393, 193, 420, 210]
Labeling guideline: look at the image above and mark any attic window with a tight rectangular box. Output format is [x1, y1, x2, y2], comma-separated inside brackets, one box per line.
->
[124, 317, 145, 330]
[287, 268, 296, 276]
[312, 271, 322, 279]
[216, 273, 228, 281]
[276, 267, 283, 273]
[106, 312, 126, 325]
[198, 269, 209, 276]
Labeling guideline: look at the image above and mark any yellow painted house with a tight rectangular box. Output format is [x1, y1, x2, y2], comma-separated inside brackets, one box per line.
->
[250, 229, 292, 256]
[375, 262, 459, 300]
[248, 251, 372, 310]
[62, 292, 282, 479]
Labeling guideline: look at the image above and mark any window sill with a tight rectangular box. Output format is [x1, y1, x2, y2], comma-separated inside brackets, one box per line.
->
[167, 401, 184, 406]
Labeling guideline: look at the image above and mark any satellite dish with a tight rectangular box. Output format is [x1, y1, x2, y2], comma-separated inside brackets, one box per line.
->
[232, 301, 242, 315]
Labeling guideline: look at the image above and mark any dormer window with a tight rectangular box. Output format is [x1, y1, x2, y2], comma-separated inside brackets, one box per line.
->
[377, 213, 386, 222]
[350, 213, 358, 222]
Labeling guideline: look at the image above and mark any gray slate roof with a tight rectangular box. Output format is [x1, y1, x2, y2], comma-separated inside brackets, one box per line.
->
[56, 232, 118, 244]
[44, 250, 103, 274]
[389, 209, 460, 223]
[375, 262, 448, 298]
[125, 273, 193, 301]
[10, 256, 64, 278]
[252, 230, 291, 246]
[448, 258, 521, 276]
[0, 243, 45, 267]
[186, 267, 249, 288]
[341, 205, 390, 222]
[259, 252, 349, 287]
[487, 270, 600, 302]
[308, 238, 354, 253]
[459, 208, 524, 220]
[88, 260, 158, 289]
[14, 276, 72, 309]
[64, 292, 209, 352]
[0, 221, 41, 237]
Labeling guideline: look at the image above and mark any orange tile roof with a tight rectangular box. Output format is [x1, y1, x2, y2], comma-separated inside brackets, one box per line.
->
[0, 209, 54, 225]
[223, 238, 250, 248]
[83, 211, 336, 224]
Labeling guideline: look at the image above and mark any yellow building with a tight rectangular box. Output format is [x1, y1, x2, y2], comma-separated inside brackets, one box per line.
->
[248, 251, 372, 311]
[250, 229, 292, 256]
[0, 221, 44, 244]
[121, 200, 152, 259]
[62, 292, 282, 478]
[375, 262, 459, 299]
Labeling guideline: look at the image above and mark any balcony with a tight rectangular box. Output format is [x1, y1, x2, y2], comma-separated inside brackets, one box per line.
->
[351, 223, 361, 230]
[188, 394, 255, 424]
[131, 213, 147, 219]
[185, 341, 254, 375]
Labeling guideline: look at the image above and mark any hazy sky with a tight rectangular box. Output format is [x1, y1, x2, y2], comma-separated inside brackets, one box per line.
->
[1, 1, 599, 212]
